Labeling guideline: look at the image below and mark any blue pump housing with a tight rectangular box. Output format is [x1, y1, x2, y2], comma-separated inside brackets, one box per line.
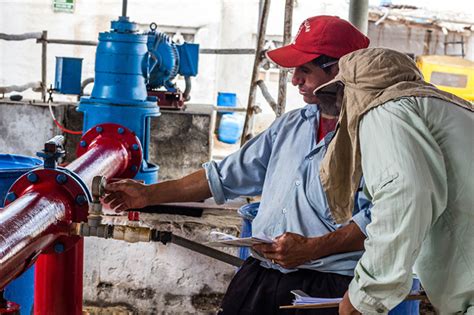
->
[78, 16, 199, 183]
[78, 16, 160, 183]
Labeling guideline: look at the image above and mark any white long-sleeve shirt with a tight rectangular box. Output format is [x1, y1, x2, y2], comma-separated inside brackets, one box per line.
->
[349, 96, 474, 314]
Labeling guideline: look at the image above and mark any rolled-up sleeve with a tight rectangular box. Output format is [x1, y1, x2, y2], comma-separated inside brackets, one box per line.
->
[351, 181, 372, 236]
[349, 100, 448, 313]
[350, 207, 371, 237]
[203, 125, 275, 204]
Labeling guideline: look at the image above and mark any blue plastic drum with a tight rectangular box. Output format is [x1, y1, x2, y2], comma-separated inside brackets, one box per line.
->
[389, 278, 421, 314]
[218, 114, 244, 144]
[0, 154, 42, 315]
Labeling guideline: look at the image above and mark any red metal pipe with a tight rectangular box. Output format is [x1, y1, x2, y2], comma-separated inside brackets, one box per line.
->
[0, 124, 140, 314]
[33, 137, 131, 315]
[67, 136, 130, 187]
[34, 239, 84, 315]
[0, 190, 73, 290]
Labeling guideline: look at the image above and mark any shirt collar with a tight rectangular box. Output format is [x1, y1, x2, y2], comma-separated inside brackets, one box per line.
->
[300, 104, 319, 120]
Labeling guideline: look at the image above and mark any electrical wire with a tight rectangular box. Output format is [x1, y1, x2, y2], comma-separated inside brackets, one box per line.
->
[48, 102, 83, 135]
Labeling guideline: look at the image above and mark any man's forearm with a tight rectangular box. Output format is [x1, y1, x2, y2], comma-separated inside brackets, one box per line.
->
[309, 222, 366, 259]
[146, 169, 213, 205]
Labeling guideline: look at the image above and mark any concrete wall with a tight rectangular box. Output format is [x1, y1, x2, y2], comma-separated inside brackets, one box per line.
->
[82, 211, 241, 314]
[0, 100, 242, 314]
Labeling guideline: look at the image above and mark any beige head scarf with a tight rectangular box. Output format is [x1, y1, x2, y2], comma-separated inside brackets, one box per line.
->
[316, 48, 473, 224]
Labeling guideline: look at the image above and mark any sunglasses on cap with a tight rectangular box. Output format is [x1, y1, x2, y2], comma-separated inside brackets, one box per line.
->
[286, 60, 339, 76]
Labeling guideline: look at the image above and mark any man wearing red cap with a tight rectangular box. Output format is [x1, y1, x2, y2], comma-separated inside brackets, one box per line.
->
[104, 16, 370, 314]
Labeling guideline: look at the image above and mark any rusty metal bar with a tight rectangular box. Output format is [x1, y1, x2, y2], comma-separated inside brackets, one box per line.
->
[171, 234, 243, 267]
[41, 31, 48, 102]
[214, 106, 247, 113]
[44, 38, 98, 46]
[241, 0, 271, 145]
[0, 32, 42, 41]
[200, 48, 256, 54]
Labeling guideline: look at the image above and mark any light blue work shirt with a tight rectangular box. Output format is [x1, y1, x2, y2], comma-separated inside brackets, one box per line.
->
[204, 104, 371, 276]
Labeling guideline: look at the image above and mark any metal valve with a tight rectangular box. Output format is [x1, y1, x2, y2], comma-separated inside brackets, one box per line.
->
[88, 175, 107, 227]
[37, 135, 66, 169]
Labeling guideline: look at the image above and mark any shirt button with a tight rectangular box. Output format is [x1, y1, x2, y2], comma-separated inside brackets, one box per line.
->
[295, 180, 301, 186]
[308, 156, 314, 160]
[376, 308, 385, 313]
[282, 208, 287, 214]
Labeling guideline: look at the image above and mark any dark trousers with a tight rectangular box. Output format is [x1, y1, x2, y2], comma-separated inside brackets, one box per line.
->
[218, 257, 352, 315]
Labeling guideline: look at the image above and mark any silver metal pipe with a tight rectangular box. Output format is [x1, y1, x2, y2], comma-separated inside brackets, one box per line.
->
[71, 222, 244, 267]
[122, 0, 128, 17]
[80, 77, 95, 96]
[183, 76, 192, 101]
[349, 0, 369, 35]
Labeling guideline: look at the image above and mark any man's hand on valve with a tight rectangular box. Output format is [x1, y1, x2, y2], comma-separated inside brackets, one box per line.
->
[103, 179, 149, 212]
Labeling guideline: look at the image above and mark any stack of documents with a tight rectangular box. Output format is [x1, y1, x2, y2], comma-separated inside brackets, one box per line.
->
[207, 231, 273, 247]
[291, 290, 342, 305]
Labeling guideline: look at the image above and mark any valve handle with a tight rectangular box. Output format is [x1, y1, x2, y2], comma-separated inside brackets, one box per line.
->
[91, 176, 107, 200]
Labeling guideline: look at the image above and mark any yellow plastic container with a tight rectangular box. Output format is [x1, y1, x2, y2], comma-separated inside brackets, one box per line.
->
[416, 55, 474, 101]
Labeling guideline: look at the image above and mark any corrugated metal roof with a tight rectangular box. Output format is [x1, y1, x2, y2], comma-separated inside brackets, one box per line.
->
[369, 5, 474, 33]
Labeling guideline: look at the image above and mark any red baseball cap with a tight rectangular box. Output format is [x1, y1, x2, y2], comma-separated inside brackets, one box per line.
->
[266, 16, 370, 68]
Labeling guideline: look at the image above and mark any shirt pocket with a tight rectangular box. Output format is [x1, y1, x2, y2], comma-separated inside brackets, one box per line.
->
[374, 171, 399, 192]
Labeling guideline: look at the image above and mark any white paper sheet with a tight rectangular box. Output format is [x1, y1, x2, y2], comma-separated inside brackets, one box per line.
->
[206, 231, 273, 247]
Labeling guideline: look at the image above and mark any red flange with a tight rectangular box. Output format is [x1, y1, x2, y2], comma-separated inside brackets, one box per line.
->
[4, 168, 89, 223]
[76, 123, 142, 179]
[4, 168, 89, 254]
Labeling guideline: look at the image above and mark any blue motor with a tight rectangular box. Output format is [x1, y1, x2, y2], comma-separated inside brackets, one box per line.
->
[146, 24, 199, 90]
[146, 23, 199, 109]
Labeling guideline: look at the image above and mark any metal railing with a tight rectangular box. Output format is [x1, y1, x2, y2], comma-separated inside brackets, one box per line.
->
[0, 31, 258, 103]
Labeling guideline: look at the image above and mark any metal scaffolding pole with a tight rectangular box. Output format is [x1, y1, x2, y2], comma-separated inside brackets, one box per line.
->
[349, 0, 369, 34]
[241, 0, 271, 145]
[40, 31, 48, 102]
[276, 0, 294, 117]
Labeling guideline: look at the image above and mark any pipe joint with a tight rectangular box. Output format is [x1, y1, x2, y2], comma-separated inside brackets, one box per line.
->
[76, 123, 142, 179]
